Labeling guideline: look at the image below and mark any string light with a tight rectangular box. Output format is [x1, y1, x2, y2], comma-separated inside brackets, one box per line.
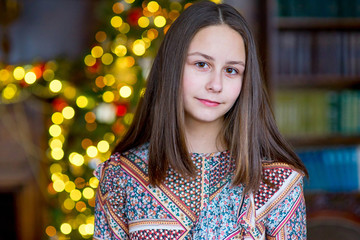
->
[2, 84, 17, 100]
[147, 1, 160, 13]
[0, 1, 196, 238]
[111, 16, 123, 28]
[24, 72, 37, 84]
[76, 96, 88, 108]
[62, 106, 75, 119]
[13, 67, 25, 80]
[91, 46, 104, 58]
[60, 223, 72, 235]
[138, 16, 150, 28]
[154, 16, 166, 28]
[49, 79, 62, 93]
[101, 53, 114, 65]
[119, 85, 132, 98]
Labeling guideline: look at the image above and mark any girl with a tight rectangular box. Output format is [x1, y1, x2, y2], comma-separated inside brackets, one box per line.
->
[94, 1, 308, 239]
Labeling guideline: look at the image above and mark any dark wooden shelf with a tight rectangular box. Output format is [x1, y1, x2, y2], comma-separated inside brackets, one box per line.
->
[276, 17, 360, 30]
[287, 135, 360, 148]
[274, 75, 360, 89]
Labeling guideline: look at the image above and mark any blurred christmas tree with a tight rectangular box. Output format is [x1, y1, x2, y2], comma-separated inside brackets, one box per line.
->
[0, 0, 221, 239]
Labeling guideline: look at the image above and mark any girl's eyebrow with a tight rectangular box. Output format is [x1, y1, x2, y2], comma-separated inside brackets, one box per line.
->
[187, 51, 245, 67]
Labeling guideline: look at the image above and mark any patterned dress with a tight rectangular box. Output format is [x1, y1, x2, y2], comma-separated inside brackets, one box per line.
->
[93, 143, 306, 239]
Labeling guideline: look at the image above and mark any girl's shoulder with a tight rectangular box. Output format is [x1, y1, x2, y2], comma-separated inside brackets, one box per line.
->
[254, 161, 304, 211]
[93, 143, 150, 183]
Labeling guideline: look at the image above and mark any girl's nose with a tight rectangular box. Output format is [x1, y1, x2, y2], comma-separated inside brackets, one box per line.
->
[205, 72, 223, 93]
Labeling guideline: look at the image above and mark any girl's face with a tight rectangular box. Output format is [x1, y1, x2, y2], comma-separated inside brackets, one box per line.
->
[182, 24, 245, 128]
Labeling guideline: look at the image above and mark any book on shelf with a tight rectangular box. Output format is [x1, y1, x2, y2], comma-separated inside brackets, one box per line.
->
[277, 0, 360, 17]
[275, 90, 360, 137]
[297, 146, 360, 192]
[277, 31, 360, 77]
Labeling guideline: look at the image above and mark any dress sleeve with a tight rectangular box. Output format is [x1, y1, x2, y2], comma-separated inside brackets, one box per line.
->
[264, 172, 307, 240]
[93, 154, 129, 240]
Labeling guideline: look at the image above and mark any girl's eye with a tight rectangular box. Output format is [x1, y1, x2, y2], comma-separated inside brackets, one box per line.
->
[225, 67, 239, 75]
[195, 62, 209, 68]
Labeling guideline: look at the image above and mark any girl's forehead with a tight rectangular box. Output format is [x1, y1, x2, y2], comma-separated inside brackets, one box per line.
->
[187, 25, 246, 62]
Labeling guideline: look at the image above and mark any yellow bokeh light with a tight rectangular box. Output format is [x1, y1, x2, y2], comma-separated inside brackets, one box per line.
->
[53, 180, 65, 192]
[76, 96, 88, 108]
[170, 2, 182, 11]
[65, 181, 76, 192]
[62, 106, 75, 119]
[84, 112, 96, 123]
[63, 86, 76, 99]
[147, 28, 158, 40]
[2, 84, 17, 100]
[69, 153, 84, 166]
[64, 198, 75, 210]
[0, 69, 10, 81]
[113, 2, 124, 14]
[24, 72, 37, 84]
[124, 113, 134, 125]
[51, 148, 64, 160]
[154, 15, 166, 28]
[86, 224, 94, 235]
[111, 16, 123, 28]
[210, 0, 222, 3]
[119, 22, 130, 33]
[87, 216, 95, 224]
[102, 91, 115, 103]
[49, 124, 62, 137]
[43, 69, 55, 81]
[49, 79, 62, 93]
[97, 140, 110, 153]
[89, 177, 99, 188]
[95, 31, 107, 42]
[86, 146, 98, 158]
[50, 163, 62, 174]
[84, 55, 96, 66]
[101, 53, 114, 65]
[49, 138, 63, 149]
[60, 223, 72, 235]
[132, 40, 146, 56]
[51, 172, 62, 182]
[51, 112, 64, 125]
[124, 0, 135, 3]
[70, 189, 82, 201]
[114, 45, 127, 57]
[79, 223, 94, 236]
[91, 46, 104, 58]
[83, 187, 95, 199]
[13, 67, 25, 80]
[138, 16, 150, 28]
[147, 1, 160, 13]
[76, 201, 87, 212]
[62, 174, 69, 182]
[45, 226, 56, 237]
[104, 132, 115, 143]
[119, 85, 132, 98]
[104, 74, 116, 86]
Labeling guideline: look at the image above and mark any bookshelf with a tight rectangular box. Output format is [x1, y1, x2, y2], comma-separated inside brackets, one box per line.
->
[266, 0, 360, 148]
[264, 1, 360, 235]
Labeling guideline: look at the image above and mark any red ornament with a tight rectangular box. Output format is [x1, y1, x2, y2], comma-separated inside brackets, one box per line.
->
[52, 98, 68, 112]
[127, 8, 143, 26]
[87, 59, 101, 73]
[116, 104, 127, 116]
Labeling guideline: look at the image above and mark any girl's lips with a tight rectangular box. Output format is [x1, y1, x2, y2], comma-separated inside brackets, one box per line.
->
[197, 98, 220, 107]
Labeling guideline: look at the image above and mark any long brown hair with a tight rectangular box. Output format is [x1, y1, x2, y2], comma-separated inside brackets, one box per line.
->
[113, 0, 308, 193]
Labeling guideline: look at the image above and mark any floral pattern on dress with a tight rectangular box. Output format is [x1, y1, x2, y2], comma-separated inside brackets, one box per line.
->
[93, 144, 306, 240]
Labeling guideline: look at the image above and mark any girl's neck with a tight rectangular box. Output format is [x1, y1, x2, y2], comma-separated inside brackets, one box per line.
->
[184, 119, 226, 154]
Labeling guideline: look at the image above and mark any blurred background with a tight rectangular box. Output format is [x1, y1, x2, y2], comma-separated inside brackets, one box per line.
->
[0, 0, 359, 239]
